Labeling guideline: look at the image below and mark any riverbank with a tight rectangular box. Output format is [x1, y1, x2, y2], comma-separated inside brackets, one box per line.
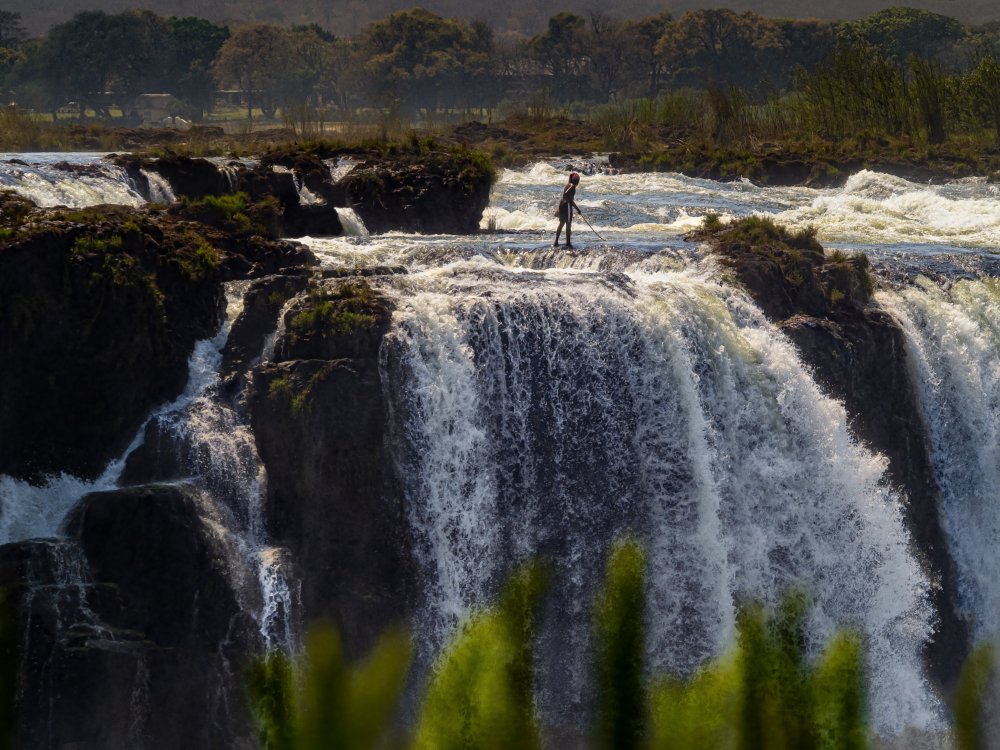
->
[10, 114, 1000, 188]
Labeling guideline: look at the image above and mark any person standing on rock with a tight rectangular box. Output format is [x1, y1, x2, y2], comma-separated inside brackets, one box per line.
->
[554, 172, 582, 248]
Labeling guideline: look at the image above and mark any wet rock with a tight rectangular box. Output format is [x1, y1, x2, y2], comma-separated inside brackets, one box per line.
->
[115, 154, 230, 199]
[330, 150, 493, 234]
[703, 216, 968, 689]
[0, 483, 261, 749]
[0, 209, 224, 483]
[219, 274, 312, 396]
[247, 279, 415, 657]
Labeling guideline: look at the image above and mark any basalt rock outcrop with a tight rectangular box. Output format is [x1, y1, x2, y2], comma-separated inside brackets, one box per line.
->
[327, 149, 494, 234]
[700, 216, 969, 688]
[115, 147, 495, 238]
[245, 277, 416, 658]
[0, 194, 315, 483]
[0, 483, 260, 749]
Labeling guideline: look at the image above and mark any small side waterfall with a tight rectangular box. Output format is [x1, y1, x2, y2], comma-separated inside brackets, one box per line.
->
[0, 282, 296, 650]
[335, 207, 370, 237]
[881, 278, 1000, 638]
[381, 259, 938, 735]
[139, 168, 176, 203]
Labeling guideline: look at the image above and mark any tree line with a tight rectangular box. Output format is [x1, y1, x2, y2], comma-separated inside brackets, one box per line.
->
[3, 6, 1000, 129]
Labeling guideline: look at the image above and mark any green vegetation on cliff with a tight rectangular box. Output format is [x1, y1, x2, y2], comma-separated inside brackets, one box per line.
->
[696, 216, 874, 319]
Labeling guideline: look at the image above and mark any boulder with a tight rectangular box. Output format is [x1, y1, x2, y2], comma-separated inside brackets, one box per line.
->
[0, 484, 261, 749]
[247, 279, 416, 657]
[329, 150, 493, 234]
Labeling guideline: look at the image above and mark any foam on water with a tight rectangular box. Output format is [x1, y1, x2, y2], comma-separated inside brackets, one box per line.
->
[0, 157, 146, 207]
[880, 278, 1000, 637]
[379, 257, 939, 735]
[775, 170, 1000, 248]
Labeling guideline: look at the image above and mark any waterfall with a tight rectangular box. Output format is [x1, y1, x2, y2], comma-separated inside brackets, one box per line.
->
[335, 207, 369, 237]
[0, 282, 296, 651]
[381, 259, 938, 734]
[0, 158, 146, 208]
[139, 168, 176, 203]
[880, 278, 1000, 638]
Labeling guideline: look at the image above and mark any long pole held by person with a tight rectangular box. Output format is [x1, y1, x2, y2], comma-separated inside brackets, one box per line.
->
[581, 212, 606, 242]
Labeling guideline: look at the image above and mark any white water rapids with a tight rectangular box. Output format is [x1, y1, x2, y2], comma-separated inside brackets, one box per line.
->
[4, 154, 1000, 737]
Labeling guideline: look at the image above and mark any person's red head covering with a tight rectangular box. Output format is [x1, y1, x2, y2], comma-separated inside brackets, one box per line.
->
[569, 172, 580, 184]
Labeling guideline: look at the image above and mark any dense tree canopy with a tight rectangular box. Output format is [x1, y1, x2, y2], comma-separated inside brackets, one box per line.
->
[166, 17, 230, 119]
[358, 8, 494, 115]
[4, 4, 1000, 128]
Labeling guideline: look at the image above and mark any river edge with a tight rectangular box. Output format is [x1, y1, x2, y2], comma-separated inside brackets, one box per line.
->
[8, 116, 1000, 189]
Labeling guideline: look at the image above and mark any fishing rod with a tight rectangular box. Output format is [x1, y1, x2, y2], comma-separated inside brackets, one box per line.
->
[578, 211, 606, 242]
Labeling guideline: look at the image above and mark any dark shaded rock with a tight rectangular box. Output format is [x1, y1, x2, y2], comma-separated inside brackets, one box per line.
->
[779, 310, 968, 689]
[118, 418, 189, 486]
[219, 274, 312, 396]
[702, 216, 968, 690]
[331, 150, 493, 234]
[281, 202, 344, 237]
[114, 154, 230, 200]
[1, 484, 261, 749]
[247, 279, 415, 657]
[235, 163, 298, 209]
[63, 484, 260, 648]
[0, 210, 224, 483]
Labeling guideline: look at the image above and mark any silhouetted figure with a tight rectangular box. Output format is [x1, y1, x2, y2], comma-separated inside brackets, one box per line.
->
[554, 172, 581, 248]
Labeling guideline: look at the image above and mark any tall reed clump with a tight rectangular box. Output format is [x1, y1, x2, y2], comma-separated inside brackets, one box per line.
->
[0, 108, 43, 151]
[245, 624, 412, 750]
[594, 538, 647, 750]
[649, 590, 869, 750]
[413, 561, 550, 750]
[953, 642, 997, 750]
[245, 541, 877, 750]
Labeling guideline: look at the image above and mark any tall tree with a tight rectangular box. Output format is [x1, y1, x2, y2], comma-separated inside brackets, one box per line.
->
[0, 12, 26, 50]
[167, 16, 229, 120]
[850, 7, 965, 66]
[357, 8, 492, 117]
[582, 12, 628, 103]
[657, 9, 783, 91]
[213, 24, 289, 119]
[529, 12, 586, 103]
[18, 10, 171, 119]
[622, 12, 671, 98]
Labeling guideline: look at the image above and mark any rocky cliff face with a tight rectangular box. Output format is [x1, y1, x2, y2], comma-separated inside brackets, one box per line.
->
[245, 277, 416, 658]
[0, 195, 314, 483]
[0, 484, 260, 750]
[700, 216, 969, 688]
[0, 143, 493, 746]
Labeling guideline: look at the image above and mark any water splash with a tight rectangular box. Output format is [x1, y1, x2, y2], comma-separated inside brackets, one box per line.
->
[880, 278, 1000, 638]
[380, 260, 938, 734]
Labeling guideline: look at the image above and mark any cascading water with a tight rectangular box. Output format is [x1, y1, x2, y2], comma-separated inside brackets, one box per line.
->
[0, 154, 146, 207]
[139, 168, 176, 203]
[880, 279, 1000, 639]
[0, 281, 298, 652]
[378, 258, 937, 734]
[9, 152, 1000, 742]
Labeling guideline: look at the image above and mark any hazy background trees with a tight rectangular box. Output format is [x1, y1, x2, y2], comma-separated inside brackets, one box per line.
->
[6, 3, 1000, 144]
